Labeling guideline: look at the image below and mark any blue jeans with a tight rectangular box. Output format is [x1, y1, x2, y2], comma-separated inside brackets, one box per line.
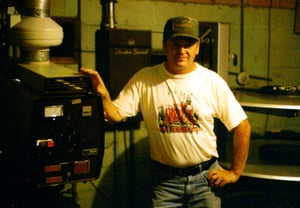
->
[150, 161, 221, 208]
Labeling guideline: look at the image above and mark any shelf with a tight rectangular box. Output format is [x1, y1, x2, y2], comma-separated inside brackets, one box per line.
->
[219, 138, 300, 181]
[220, 89, 300, 182]
[221, 162, 300, 182]
[233, 90, 300, 111]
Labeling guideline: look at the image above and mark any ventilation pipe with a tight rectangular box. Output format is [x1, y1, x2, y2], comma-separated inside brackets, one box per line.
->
[100, 0, 117, 29]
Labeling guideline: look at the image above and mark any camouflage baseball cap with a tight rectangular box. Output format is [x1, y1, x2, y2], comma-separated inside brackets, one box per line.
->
[163, 16, 199, 41]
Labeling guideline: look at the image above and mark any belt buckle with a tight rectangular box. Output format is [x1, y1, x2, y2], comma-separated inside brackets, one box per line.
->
[196, 164, 202, 172]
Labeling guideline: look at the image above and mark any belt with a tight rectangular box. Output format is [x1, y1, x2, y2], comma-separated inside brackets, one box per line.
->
[152, 157, 217, 176]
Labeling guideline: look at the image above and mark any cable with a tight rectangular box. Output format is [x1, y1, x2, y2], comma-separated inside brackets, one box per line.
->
[264, 0, 272, 132]
[266, 0, 271, 86]
[89, 180, 113, 201]
[240, 0, 244, 73]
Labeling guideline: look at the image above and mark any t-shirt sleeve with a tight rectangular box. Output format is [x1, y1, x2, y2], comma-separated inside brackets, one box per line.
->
[214, 78, 247, 131]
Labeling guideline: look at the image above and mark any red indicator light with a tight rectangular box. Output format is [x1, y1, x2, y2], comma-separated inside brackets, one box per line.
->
[74, 160, 90, 175]
[47, 140, 54, 148]
[45, 176, 62, 184]
[44, 165, 61, 172]
[37, 139, 54, 148]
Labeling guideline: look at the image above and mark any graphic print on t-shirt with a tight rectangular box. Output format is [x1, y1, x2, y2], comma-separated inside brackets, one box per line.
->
[158, 93, 202, 133]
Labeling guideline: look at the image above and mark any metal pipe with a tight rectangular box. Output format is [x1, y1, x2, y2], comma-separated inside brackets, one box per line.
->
[100, 0, 117, 29]
[22, 0, 50, 17]
[240, 0, 244, 73]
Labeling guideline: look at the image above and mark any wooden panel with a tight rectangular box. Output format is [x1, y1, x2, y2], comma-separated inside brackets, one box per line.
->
[279, 0, 296, 9]
[150, 0, 212, 3]
[151, 0, 296, 8]
[271, 0, 280, 7]
[185, 0, 212, 3]
[215, 0, 241, 6]
[50, 17, 80, 64]
[247, 0, 270, 7]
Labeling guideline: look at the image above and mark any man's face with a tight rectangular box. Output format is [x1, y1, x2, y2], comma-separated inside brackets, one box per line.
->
[163, 37, 200, 74]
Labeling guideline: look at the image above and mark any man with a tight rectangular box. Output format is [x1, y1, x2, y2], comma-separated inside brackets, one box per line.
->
[81, 16, 251, 208]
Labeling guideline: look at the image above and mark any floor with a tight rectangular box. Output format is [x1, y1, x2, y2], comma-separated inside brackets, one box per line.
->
[1, 137, 300, 208]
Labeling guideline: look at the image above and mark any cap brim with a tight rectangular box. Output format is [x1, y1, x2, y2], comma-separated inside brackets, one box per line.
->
[169, 33, 200, 41]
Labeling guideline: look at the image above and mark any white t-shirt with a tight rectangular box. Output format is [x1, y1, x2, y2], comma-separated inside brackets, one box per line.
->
[113, 63, 247, 168]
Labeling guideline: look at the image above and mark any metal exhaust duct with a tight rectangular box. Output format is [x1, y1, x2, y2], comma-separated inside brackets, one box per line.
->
[10, 0, 63, 62]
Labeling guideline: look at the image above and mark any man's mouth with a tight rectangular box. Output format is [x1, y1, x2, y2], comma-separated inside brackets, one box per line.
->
[175, 56, 186, 61]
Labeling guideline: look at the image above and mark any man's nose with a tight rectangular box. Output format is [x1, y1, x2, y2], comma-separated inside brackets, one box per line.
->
[176, 45, 186, 53]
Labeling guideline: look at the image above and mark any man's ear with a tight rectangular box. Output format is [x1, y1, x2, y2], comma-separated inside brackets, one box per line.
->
[196, 40, 200, 55]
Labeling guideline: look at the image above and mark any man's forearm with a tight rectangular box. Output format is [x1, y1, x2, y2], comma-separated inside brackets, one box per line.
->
[231, 119, 251, 176]
[101, 96, 123, 123]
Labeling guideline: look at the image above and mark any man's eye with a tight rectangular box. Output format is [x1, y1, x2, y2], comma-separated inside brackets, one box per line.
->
[184, 41, 196, 47]
[184, 43, 194, 47]
[169, 39, 197, 48]
[173, 43, 189, 48]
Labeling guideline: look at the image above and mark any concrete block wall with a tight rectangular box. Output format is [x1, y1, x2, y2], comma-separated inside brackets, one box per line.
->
[48, 1, 300, 206]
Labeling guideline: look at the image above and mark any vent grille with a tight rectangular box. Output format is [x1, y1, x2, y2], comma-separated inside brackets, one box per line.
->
[45, 77, 93, 95]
